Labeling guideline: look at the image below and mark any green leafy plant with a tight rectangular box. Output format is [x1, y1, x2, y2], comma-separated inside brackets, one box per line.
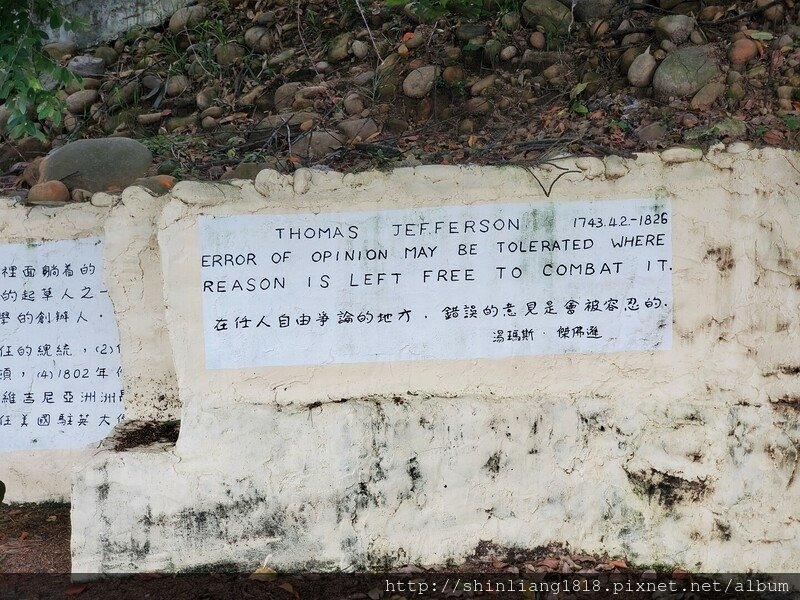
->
[784, 114, 800, 132]
[0, 0, 84, 140]
[569, 81, 588, 115]
[141, 134, 175, 156]
[441, 76, 468, 100]
[336, 0, 360, 23]
[303, 8, 322, 37]
[158, 36, 186, 72]
[608, 118, 630, 132]
[204, 19, 230, 45]
[386, 0, 486, 21]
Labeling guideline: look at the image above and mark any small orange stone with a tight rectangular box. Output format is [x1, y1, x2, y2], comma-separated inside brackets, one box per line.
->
[729, 38, 759, 64]
[27, 180, 70, 205]
[529, 31, 546, 50]
[152, 174, 176, 189]
[442, 65, 465, 84]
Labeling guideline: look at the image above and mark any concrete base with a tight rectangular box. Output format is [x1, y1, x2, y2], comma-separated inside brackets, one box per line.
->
[72, 395, 800, 575]
[2, 448, 87, 503]
[70, 149, 800, 574]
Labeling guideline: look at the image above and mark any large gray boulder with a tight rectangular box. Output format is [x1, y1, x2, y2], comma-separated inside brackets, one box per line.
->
[556, 0, 616, 22]
[46, 0, 190, 47]
[654, 14, 695, 44]
[67, 55, 106, 77]
[652, 45, 719, 98]
[39, 138, 152, 193]
[522, 0, 572, 33]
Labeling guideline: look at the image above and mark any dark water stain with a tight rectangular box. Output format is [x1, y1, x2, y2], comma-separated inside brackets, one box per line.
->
[764, 365, 800, 377]
[714, 519, 732, 541]
[483, 452, 502, 475]
[704, 246, 735, 274]
[625, 468, 709, 508]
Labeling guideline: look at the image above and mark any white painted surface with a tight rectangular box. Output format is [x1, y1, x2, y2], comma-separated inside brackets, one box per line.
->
[0, 237, 124, 451]
[199, 199, 672, 368]
[72, 146, 800, 575]
[72, 396, 800, 575]
[0, 187, 178, 502]
[0, 146, 797, 572]
[0, 204, 113, 502]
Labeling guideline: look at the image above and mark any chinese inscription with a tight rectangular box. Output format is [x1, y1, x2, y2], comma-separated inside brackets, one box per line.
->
[0, 237, 123, 451]
[199, 199, 672, 369]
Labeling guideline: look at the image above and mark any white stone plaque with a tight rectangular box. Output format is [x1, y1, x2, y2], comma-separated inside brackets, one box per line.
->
[199, 199, 672, 369]
[0, 237, 123, 451]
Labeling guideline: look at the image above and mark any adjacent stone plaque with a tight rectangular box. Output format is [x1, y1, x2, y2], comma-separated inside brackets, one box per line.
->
[0, 237, 123, 451]
[199, 199, 672, 369]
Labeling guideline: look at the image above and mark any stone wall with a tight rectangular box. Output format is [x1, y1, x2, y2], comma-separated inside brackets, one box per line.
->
[3, 145, 800, 571]
[49, 0, 189, 47]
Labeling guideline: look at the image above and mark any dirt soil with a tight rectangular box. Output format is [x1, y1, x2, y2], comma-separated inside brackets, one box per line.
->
[0, 503, 71, 574]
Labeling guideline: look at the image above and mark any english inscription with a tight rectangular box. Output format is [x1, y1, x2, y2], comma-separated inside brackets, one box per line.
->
[199, 199, 672, 368]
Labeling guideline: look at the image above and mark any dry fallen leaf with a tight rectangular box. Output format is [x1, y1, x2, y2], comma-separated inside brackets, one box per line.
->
[219, 112, 248, 125]
[250, 566, 278, 581]
[65, 584, 89, 596]
[278, 582, 300, 599]
[536, 557, 560, 570]
[771, 50, 785, 72]
[608, 559, 628, 569]
[762, 129, 785, 145]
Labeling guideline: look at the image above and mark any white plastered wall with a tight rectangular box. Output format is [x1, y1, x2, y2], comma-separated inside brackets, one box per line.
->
[65, 145, 800, 573]
[3, 145, 799, 570]
[0, 188, 179, 502]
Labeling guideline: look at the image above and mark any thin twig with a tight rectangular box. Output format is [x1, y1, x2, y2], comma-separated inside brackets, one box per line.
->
[628, 2, 679, 14]
[296, 3, 320, 77]
[353, 0, 383, 62]
[521, 162, 582, 198]
[603, 26, 654, 40]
